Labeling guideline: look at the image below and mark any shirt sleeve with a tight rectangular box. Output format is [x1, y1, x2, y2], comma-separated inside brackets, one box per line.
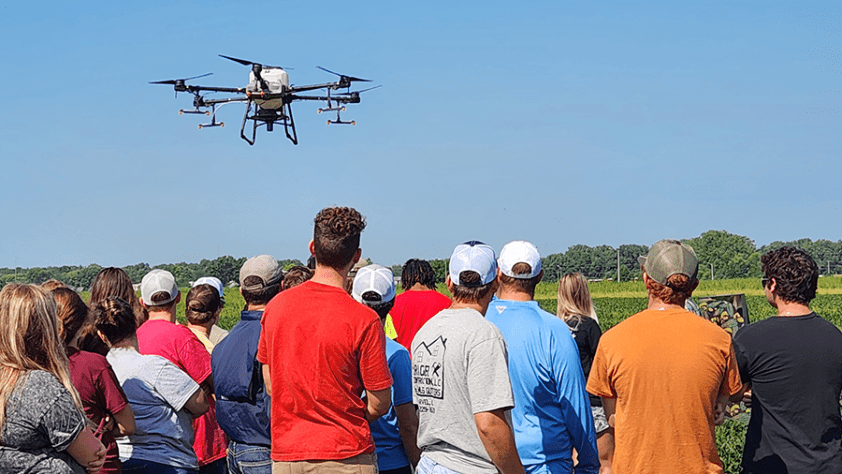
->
[466, 336, 514, 414]
[41, 381, 87, 452]
[177, 329, 213, 384]
[550, 325, 599, 474]
[154, 359, 201, 412]
[719, 342, 744, 398]
[359, 317, 393, 392]
[389, 349, 413, 406]
[587, 318, 602, 359]
[586, 339, 616, 399]
[256, 310, 270, 365]
[732, 332, 752, 384]
[95, 364, 129, 417]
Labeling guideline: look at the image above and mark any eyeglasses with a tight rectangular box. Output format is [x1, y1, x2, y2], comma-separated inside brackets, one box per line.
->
[761, 276, 774, 287]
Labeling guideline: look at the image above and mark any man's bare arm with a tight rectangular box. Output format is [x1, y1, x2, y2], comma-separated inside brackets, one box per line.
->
[600, 397, 617, 474]
[394, 402, 422, 467]
[183, 386, 209, 418]
[474, 409, 526, 474]
[262, 365, 272, 397]
[365, 387, 391, 422]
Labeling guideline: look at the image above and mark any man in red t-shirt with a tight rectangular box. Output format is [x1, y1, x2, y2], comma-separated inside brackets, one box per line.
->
[136, 269, 226, 472]
[257, 206, 392, 473]
[390, 259, 451, 355]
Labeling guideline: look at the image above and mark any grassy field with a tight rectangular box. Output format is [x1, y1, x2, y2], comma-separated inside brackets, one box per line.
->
[126, 276, 841, 474]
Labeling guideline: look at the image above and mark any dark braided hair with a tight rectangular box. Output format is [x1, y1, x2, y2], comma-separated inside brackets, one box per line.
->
[401, 259, 437, 290]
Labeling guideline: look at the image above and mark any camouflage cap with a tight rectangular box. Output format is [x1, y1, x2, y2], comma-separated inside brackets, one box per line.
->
[638, 239, 699, 286]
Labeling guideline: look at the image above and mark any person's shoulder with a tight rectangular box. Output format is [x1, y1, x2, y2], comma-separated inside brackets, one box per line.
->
[24, 370, 62, 390]
[386, 337, 409, 360]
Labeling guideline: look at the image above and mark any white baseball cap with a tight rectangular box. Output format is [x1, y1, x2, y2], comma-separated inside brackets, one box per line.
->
[352, 264, 396, 304]
[498, 240, 542, 279]
[449, 241, 497, 286]
[193, 276, 225, 301]
[141, 269, 179, 306]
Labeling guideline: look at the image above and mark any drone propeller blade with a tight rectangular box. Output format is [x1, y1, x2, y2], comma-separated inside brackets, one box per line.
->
[356, 85, 382, 93]
[219, 54, 254, 66]
[220, 55, 289, 69]
[182, 72, 213, 81]
[317, 66, 372, 83]
[149, 73, 213, 85]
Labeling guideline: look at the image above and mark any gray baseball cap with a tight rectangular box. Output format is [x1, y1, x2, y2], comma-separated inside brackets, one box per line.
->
[239, 255, 283, 291]
[638, 239, 699, 285]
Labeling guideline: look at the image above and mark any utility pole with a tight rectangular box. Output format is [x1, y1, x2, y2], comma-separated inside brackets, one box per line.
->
[617, 248, 621, 282]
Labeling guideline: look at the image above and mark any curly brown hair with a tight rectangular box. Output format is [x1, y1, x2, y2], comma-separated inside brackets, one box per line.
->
[762, 246, 818, 305]
[313, 207, 366, 270]
[645, 273, 697, 306]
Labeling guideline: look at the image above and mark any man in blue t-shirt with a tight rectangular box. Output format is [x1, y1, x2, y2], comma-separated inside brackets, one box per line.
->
[352, 264, 421, 474]
[487, 241, 599, 474]
[212, 254, 282, 474]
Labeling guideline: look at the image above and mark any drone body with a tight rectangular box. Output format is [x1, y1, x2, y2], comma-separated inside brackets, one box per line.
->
[150, 55, 379, 146]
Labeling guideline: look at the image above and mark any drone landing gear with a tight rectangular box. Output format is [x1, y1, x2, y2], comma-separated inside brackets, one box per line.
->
[319, 90, 356, 125]
[240, 101, 297, 145]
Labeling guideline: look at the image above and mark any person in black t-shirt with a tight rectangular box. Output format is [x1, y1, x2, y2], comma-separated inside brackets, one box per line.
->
[556, 272, 608, 470]
[733, 246, 842, 473]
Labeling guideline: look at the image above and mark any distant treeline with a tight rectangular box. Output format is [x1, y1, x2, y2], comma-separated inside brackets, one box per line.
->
[3, 231, 842, 289]
[0, 256, 303, 290]
[423, 231, 842, 283]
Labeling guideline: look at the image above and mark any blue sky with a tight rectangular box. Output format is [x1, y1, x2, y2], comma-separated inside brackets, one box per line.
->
[0, 1, 839, 269]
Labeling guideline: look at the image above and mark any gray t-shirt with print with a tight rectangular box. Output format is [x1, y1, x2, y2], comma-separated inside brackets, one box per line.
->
[411, 307, 514, 474]
[0, 370, 87, 474]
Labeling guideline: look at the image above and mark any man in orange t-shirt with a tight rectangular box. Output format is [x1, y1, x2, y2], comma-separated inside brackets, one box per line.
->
[587, 240, 744, 474]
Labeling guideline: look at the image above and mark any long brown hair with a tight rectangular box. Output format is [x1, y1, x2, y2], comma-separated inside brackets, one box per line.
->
[556, 272, 598, 324]
[90, 267, 148, 327]
[0, 284, 84, 435]
[51, 287, 90, 349]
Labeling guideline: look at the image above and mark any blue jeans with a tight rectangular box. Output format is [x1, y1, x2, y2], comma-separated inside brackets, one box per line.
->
[417, 456, 462, 474]
[121, 458, 198, 474]
[227, 440, 272, 474]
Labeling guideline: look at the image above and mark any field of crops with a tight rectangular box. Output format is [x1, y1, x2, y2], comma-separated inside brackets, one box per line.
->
[142, 276, 842, 474]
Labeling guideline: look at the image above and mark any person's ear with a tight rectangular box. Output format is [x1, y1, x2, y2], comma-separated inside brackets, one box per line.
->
[308, 240, 316, 257]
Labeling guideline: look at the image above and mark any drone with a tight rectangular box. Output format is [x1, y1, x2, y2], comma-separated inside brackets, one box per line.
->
[150, 55, 380, 145]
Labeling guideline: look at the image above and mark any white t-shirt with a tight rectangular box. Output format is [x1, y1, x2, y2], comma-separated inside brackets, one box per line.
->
[107, 347, 200, 469]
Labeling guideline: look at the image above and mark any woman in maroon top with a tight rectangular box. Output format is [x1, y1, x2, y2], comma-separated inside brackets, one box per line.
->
[52, 288, 136, 474]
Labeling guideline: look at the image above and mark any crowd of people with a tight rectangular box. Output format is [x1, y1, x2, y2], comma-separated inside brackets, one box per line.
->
[0, 205, 840, 474]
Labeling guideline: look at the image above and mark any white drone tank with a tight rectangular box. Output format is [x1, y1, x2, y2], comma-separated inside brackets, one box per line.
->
[247, 68, 289, 109]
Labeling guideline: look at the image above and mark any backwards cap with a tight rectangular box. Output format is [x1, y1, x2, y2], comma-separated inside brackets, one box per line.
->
[239, 255, 282, 291]
[498, 240, 542, 279]
[352, 264, 396, 304]
[449, 241, 497, 287]
[141, 269, 179, 306]
[638, 239, 699, 286]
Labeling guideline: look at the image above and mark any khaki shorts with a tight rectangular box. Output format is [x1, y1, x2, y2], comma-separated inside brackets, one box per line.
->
[272, 453, 378, 474]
